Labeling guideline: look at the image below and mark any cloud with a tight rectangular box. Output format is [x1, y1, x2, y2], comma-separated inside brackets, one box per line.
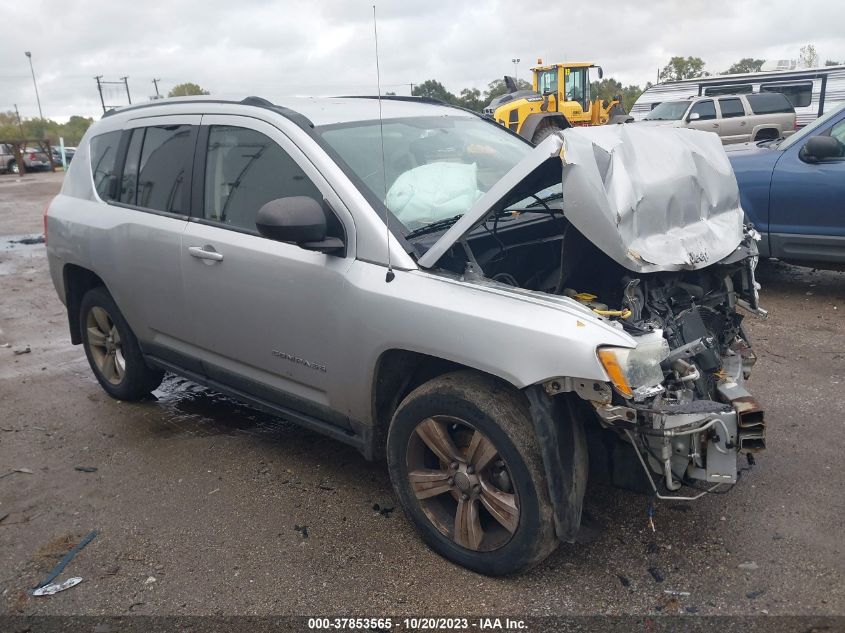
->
[2, 0, 843, 121]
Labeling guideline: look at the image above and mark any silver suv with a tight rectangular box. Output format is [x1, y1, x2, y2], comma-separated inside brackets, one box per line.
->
[641, 92, 796, 143]
[46, 96, 766, 575]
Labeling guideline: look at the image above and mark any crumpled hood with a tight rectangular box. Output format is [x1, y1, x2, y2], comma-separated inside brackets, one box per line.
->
[417, 124, 745, 273]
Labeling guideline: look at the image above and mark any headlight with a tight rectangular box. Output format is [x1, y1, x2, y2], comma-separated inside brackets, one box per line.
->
[598, 332, 669, 399]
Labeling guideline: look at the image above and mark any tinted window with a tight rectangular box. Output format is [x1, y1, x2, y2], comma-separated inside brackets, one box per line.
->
[203, 126, 321, 232]
[119, 129, 143, 205]
[689, 100, 716, 121]
[137, 125, 194, 213]
[719, 98, 745, 118]
[831, 120, 845, 145]
[704, 84, 752, 96]
[760, 83, 812, 108]
[89, 130, 122, 200]
[747, 93, 795, 114]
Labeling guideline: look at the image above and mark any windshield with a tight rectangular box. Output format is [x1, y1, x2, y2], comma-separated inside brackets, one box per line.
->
[644, 101, 690, 121]
[779, 103, 845, 150]
[318, 116, 549, 232]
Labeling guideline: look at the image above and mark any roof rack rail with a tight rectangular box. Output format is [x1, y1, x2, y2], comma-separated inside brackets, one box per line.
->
[239, 96, 314, 129]
[338, 94, 446, 106]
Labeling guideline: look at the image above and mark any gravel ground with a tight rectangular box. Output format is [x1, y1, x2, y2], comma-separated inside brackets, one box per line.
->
[0, 171, 843, 618]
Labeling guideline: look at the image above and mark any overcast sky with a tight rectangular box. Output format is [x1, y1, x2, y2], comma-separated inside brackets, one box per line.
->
[3, 0, 844, 122]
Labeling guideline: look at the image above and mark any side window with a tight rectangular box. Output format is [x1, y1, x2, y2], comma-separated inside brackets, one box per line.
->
[703, 84, 752, 96]
[689, 100, 716, 121]
[203, 126, 322, 233]
[747, 93, 794, 115]
[137, 125, 194, 213]
[830, 120, 845, 146]
[761, 83, 812, 108]
[89, 130, 122, 200]
[719, 98, 745, 118]
[119, 129, 144, 205]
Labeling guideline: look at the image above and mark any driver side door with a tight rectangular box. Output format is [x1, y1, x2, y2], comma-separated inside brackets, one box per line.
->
[769, 116, 845, 263]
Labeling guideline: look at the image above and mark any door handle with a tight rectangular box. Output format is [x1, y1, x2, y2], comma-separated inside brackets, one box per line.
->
[712, 123, 719, 128]
[188, 245, 223, 262]
[739, 121, 747, 126]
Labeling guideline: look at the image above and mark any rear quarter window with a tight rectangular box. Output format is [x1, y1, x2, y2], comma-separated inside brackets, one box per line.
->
[747, 93, 795, 115]
[89, 131, 122, 200]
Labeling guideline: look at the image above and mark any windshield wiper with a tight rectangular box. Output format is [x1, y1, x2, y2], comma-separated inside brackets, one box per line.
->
[405, 214, 464, 239]
[525, 191, 563, 208]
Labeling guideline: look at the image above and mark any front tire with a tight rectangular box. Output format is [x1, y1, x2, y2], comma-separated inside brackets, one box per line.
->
[387, 371, 558, 575]
[79, 287, 164, 400]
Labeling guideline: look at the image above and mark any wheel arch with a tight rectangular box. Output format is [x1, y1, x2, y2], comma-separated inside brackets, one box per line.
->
[63, 264, 107, 344]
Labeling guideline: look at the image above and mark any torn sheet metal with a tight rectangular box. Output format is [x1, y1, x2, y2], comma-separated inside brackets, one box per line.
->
[32, 577, 83, 596]
[417, 125, 744, 273]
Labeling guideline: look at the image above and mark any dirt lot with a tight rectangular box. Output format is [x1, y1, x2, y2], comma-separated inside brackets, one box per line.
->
[1, 172, 844, 618]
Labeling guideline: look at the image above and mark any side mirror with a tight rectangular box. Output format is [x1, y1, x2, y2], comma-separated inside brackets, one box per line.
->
[597, 66, 604, 79]
[256, 196, 344, 254]
[688, 112, 701, 121]
[801, 135, 842, 163]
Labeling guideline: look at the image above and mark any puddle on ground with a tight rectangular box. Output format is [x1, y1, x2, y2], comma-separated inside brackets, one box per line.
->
[147, 374, 303, 440]
[0, 234, 46, 276]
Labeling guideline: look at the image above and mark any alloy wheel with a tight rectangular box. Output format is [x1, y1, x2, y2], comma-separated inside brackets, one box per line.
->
[405, 416, 520, 551]
[86, 306, 126, 385]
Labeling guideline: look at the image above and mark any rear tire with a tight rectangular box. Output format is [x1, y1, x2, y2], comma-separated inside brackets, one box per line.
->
[9, 160, 19, 175]
[387, 371, 558, 575]
[79, 287, 164, 400]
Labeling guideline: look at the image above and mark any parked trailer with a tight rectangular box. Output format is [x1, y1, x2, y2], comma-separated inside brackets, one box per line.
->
[631, 65, 845, 127]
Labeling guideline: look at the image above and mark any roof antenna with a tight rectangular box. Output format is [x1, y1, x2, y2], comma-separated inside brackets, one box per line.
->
[373, 5, 394, 283]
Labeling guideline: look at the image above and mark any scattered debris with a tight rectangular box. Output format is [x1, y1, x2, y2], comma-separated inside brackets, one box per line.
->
[13, 346, 31, 355]
[317, 483, 335, 491]
[105, 565, 120, 576]
[0, 343, 10, 348]
[738, 561, 759, 570]
[208, 488, 220, 495]
[0, 467, 34, 479]
[0, 512, 9, 524]
[32, 577, 83, 596]
[685, 606, 699, 613]
[617, 574, 631, 588]
[746, 590, 766, 600]
[10, 235, 45, 245]
[31, 530, 98, 594]
[294, 524, 309, 539]
[648, 567, 665, 583]
[144, 576, 157, 585]
[74, 466, 98, 473]
[372, 503, 395, 517]
[664, 589, 690, 596]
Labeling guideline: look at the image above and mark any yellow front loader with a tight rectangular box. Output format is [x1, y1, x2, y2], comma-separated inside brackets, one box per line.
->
[485, 61, 630, 144]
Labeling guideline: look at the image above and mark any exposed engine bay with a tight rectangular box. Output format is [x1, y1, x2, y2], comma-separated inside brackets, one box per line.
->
[419, 208, 766, 497]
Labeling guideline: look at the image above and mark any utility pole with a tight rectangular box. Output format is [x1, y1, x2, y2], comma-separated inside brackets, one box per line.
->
[152, 78, 161, 98]
[24, 51, 44, 119]
[121, 76, 132, 104]
[13, 104, 24, 138]
[94, 76, 106, 114]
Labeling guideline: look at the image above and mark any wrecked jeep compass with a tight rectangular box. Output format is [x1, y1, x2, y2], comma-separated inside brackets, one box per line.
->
[46, 96, 764, 576]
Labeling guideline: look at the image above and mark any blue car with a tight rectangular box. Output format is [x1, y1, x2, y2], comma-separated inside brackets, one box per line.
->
[727, 103, 845, 268]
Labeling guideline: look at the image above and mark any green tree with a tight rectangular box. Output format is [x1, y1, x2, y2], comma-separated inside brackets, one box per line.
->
[457, 87, 484, 111]
[590, 78, 644, 113]
[799, 44, 819, 68]
[725, 58, 765, 74]
[0, 112, 93, 145]
[659, 56, 707, 82]
[483, 77, 532, 103]
[168, 82, 210, 97]
[824, 59, 841, 66]
[411, 79, 457, 104]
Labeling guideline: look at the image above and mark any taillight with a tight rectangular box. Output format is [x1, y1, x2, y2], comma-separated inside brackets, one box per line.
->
[30, 152, 37, 161]
[794, 119, 798, 130]
[43, 202, 50, 245]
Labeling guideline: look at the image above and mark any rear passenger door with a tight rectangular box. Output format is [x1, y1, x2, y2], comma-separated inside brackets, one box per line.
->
[101, 116, 199, 351]
[180, 115, 355, 428]
[716, 98, 749, 143]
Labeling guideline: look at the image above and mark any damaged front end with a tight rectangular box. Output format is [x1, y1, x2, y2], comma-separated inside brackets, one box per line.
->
[584, 228, 766, 496]
[415, 123, 767, 500]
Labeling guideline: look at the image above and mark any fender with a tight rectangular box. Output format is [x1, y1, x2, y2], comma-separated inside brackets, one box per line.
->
[525, 386, 587, 542]
[520, 112, 571, 142]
